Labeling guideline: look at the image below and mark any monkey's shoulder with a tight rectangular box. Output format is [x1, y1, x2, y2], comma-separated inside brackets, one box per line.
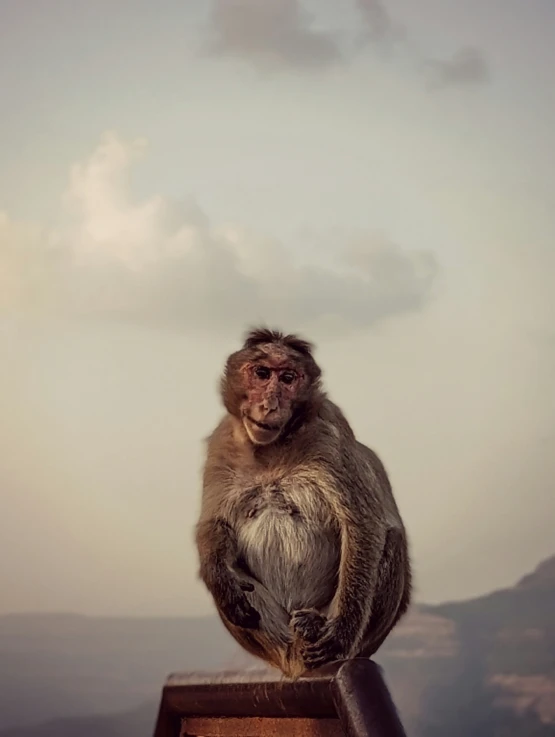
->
[205, 414, 236, 445]
[204, 415, 251, 464]
[314, 403, 403, 524]
[317, 400, 385, 458]
[316, 398, 356, 441]
[317, 399, 390, 468]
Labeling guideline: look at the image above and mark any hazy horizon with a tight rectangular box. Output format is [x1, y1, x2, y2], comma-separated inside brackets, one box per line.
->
[1, 546, 551, 618]
[1, 0, 555, 619]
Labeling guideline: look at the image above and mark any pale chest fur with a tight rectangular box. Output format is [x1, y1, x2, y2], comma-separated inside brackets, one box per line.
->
[227, 471, 341, 614]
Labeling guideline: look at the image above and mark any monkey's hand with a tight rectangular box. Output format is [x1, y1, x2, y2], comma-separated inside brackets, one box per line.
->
[290, 608, 327, 644]
[216, 572, 261, 630]
[294, 614, 352, 669]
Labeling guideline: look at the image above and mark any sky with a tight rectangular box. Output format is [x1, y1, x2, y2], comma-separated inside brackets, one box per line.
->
[1, 0, 555, 618]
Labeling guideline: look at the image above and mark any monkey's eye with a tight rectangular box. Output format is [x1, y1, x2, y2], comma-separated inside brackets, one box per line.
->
[280, 371, 296, 385]
[254, 366, 271, 380]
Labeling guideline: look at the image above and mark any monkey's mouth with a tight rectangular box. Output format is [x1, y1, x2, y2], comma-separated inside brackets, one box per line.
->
[245, 414, 282, 432]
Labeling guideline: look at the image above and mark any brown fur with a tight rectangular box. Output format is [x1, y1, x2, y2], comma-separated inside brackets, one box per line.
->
[195, 327, 412, 678]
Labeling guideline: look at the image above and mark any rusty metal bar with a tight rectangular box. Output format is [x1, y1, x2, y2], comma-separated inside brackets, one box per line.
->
[332, 660, 407, 737]
[182, 716, 342, 736]
[153, 658, 407, 737]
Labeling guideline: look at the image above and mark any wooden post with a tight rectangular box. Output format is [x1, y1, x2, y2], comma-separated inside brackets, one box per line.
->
[153, 658, 407, 737]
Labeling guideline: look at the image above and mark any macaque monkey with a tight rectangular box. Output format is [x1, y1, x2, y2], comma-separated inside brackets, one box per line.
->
[195, 327, 411, 678]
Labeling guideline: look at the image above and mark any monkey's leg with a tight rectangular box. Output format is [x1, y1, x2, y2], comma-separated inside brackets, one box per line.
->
[196, 518, 260, 629]
[358, 527, 412, 657]
[220, 580, 297, 676]
[245, 580, 291, 642]
[293, 519, 385, 670]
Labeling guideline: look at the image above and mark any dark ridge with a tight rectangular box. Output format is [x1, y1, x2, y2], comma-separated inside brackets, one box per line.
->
[517, 554, 555, 590]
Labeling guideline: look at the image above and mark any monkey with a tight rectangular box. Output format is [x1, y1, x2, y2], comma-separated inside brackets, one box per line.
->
[195, 327, 411, 679]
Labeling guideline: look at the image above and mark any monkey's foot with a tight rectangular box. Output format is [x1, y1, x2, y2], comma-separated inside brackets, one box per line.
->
[290, 608, 327, 644]
[299, 620, 349, 669]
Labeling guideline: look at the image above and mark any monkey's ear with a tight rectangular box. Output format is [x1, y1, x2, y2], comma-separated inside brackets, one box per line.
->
[220, 352, 247, 416]
[304, 355, 322, 383]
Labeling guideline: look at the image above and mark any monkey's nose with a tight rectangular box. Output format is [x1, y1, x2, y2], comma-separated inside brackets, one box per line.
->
[263, 396, 279, 414]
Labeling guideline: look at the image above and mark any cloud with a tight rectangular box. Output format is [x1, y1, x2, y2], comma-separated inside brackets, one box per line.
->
[355, 0, 405, 48]
[202, 0, 490, 90]
[354, 1, 490, 88]
[202, 0, 343, 72]
[0, 132, 438, 335]
[425, 46, 490, 89]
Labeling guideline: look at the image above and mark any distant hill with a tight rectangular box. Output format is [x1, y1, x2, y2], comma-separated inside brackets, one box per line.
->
[0, 613, 236, 731]
[0, 703, 156, 737]
[379, 555, 555, 736]
[1, 556, 555, 737]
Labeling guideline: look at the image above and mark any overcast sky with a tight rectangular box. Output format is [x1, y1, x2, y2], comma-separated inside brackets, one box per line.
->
[1, 0, 554, 618]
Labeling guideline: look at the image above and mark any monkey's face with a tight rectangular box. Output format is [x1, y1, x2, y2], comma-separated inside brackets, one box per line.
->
[239, 358, 304, 446]
[222, 334, 321, 446]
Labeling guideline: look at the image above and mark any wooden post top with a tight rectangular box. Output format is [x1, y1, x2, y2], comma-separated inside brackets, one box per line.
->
[153, 658, 407, 737]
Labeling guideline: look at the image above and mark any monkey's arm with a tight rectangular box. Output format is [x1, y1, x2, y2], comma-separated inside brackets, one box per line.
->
[292, 464, 387, 668]
[295, 517, 385, 667]
[195, 516, 261, 630]
[330, 510, 385, 651]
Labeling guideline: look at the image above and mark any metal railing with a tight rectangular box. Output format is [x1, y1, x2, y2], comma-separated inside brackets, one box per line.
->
[153, 658, 407, 737]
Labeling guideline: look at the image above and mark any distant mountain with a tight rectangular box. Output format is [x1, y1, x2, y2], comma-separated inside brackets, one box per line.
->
[1, 556, 555, 737]
[517, 555, 555, 592]
[0, 702, 156, 737]
[0, 613, 236, 731]
[379, 555, 555, 736]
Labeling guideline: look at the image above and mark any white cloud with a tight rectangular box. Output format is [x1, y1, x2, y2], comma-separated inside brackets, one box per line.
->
[0, 131, 438, 334]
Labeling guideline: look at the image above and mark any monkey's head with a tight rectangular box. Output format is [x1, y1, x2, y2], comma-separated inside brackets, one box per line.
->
[221, 327, 323, 446]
